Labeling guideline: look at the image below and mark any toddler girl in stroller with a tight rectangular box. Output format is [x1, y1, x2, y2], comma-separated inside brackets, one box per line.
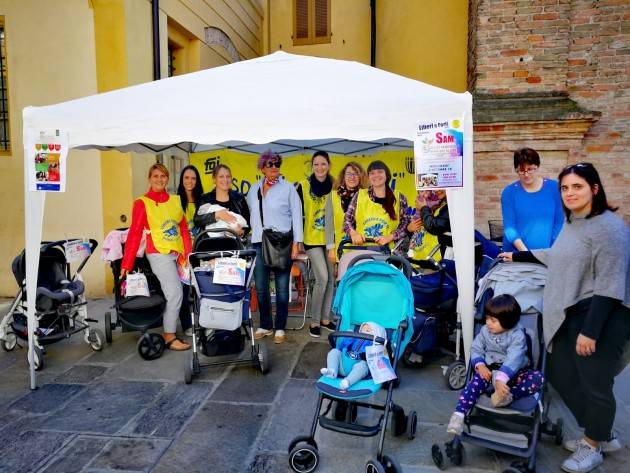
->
[447, 294, 544, 436]
[320, 321, 386, 390]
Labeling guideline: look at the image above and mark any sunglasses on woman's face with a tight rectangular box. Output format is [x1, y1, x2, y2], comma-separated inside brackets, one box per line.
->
[265, 160, 282, 168]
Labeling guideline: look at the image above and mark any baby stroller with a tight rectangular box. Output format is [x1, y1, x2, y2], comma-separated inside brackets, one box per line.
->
[105, 233, 167, 360]
[432, 261, 564, 473]
[288, 255, 417, 473]
[404, 231, 500, 390]
[0, 239, 102, 370]
[184, 228, 268, 384]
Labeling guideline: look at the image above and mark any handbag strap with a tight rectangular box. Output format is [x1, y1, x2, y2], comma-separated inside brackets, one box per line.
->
[257, 187, 265, 227]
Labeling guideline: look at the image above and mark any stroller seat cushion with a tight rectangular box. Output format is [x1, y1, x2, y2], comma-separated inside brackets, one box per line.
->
[316, 377, 382, 400]
[117, 293, 165, 311]
[36, 280, 85, 311]
[475, 392, 539, 415]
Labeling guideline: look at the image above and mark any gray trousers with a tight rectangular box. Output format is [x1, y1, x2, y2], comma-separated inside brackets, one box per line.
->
[327, 348, 369, 386]
[306, 247, 335, 323]
[146, 252, 182, 333]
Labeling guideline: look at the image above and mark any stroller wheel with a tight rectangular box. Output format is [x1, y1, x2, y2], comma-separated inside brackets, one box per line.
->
[431, 444, 446, 470]
[407, 410, 418, 440]
[184, 351, 193, 384]
[27, 346, 44, 371]
[256, 341, 269, 374]
[104, 312, 113, 344]
[88, 329, 105, 351]
[382, 455, 402, 473]
[554, 417, 564, 446]
[446, 437, 464, 466]
[1, 330, 17, 352]
[390, 404, 406, 437]
[445, 361, 467, 390]
[289, 443, 319, 473]
[137, 333, 165, 360]
[365, 459, 385, 473]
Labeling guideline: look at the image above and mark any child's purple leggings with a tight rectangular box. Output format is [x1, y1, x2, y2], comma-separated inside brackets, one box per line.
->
[455, 369, 544, 415]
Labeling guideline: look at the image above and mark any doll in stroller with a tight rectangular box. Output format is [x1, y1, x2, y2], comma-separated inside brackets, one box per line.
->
[0, 239, 102, 370]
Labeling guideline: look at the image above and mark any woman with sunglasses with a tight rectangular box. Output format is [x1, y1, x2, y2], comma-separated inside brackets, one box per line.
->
[500, 147, 564, 251]
[500, 163, 629, 473]
[325, 161, 368, 263]
[343, 160, 410, 249]
[246, 151, 303, 344]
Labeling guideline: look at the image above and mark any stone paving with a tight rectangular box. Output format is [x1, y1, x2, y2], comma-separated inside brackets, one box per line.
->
[0, 298, 629, 473]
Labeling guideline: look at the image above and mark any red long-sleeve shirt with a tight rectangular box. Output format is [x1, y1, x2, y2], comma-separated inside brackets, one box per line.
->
[121, 189, 192, 271]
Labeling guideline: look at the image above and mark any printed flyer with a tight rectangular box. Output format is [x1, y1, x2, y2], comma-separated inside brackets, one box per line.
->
[213, 257, 247, 286]
[413, 117, 464, 190]
[29, 131, 69, 192]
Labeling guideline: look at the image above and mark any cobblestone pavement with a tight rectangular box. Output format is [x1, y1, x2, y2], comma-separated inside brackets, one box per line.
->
[0, 298, 628, 473]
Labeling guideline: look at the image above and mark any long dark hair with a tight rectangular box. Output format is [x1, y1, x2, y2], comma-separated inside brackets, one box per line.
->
[558, 162, 617, 222]
[177, 165, 204, 213]
[367, 160, 397, 220]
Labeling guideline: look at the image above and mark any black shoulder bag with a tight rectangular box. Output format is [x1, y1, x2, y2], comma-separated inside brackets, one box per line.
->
[258, 188, 293, 270]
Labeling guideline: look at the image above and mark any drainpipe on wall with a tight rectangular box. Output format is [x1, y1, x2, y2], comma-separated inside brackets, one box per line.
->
[152, 0, 161, 80]
[370, 0, 376, 67]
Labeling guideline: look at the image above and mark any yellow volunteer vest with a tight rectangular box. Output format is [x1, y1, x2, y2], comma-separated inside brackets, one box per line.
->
[139, 195, 185, 255]
[184, 203, 197, 237]
[355, 188, 401, 241]
[331, 191, 346, 249]
[408, 203, 446, 261]
[301, 179, 329, 246]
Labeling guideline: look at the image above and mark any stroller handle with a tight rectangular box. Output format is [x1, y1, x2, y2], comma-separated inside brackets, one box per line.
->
[328, 331, 387, 347]
[407, 257, 440, 271]
[347, 253, 413, 280]
[188, 248, 256, 264]
[193, 227, 245, 251]
[336, 237, 390, 260]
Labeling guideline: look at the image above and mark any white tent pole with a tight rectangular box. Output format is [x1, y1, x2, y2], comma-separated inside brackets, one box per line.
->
[23, 132, 46, 389]
[446, 102, 475, 366]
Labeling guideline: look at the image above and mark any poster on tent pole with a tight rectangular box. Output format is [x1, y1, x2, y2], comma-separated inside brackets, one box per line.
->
[413, 117, 464, 190]
[28, 131, 69, 192]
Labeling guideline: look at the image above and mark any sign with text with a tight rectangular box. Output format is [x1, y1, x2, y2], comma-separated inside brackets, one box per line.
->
[414, 118, 464, 189]
[29, 131, 69, 192]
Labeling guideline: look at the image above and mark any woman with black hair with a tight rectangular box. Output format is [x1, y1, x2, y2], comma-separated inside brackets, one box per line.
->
[343, 160, 410, 248]
[176, 164, 204, 336]
[500, 163, 630, 473]
[296, 151, 335, 338]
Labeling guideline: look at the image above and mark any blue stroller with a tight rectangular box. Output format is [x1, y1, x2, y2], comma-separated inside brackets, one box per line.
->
[288, 255, 417, 473]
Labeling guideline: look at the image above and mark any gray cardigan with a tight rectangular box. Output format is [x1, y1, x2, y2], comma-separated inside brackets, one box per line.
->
[532, 210, 630, 350]
[470, 324, 529, 380]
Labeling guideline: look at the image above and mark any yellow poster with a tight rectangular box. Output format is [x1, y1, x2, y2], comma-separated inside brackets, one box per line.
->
[189, 148, 418, 207]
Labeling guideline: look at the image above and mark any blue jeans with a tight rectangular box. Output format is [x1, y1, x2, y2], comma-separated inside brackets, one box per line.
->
[253, 243, 290, 330]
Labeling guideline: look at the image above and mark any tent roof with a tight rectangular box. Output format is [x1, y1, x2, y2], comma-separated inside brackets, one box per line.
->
[23, 51, 470, 153]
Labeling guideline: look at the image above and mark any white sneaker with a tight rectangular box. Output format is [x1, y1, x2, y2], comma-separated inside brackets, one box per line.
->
[561, 440, 603, 473]
[446, 412, 465, 436]
[339, 378, 350, 390]
[254, 328, 274, 340]
[273, 330, 286, 344]
[564, 432, 621, 453]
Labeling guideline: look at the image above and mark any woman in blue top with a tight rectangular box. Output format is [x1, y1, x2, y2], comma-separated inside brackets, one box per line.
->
[500, 147, 564, 251]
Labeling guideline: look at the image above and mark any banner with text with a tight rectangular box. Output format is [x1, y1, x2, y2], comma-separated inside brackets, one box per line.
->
[414, 117, 464, 190]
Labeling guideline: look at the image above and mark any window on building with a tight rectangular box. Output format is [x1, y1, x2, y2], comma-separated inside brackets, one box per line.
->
[293, 0, 331, 46]
[0, 17, 10, 153]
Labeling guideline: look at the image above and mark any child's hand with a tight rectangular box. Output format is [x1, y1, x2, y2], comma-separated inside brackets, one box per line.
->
[494, 380, 509, 397]
[475, 364, 492, 381]
[407, 219, 422, 233]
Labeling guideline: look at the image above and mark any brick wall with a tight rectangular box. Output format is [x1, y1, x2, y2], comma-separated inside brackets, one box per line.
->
[470, 0, 630, 230]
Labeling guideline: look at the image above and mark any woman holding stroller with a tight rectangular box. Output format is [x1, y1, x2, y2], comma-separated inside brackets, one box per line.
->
[176, 164, 204, 336]
[324, 161, 367, 263]
[500, 162, 630, 473]
[296, 151, 336, 338]
[121, 163, 193, 351]
[247, 151, 303, 344]
[343, 160, 410, 249]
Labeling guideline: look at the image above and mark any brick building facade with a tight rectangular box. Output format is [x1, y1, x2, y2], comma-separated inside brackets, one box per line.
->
[469, 0, 629, 231]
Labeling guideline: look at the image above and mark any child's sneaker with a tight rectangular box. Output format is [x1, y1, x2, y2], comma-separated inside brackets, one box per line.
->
[561, 440, 603, 473]
[320, 368, 337, 378]
[446, 412, 464, 435]
[564, 431, 621, 453]
[490, 390, 513, 408]
[339, 379, 350, 390]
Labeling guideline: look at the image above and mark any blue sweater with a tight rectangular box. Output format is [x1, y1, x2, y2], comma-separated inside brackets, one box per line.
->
[501, 178, 564, 252]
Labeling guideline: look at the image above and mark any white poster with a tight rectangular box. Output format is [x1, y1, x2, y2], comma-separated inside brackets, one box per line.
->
[414, 117, 464, 189]
[212, 257, 247, 286]
[28, 131, 69, 192]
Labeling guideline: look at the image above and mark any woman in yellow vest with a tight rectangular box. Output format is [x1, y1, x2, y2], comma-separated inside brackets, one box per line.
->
[343, 160, 410, 248]
[406, 190, 449, 261]
[296, 151, 336, 338]
[325, 161, 368, 263]
[176, 164, 204, 336]
[121, 163, 192, 351]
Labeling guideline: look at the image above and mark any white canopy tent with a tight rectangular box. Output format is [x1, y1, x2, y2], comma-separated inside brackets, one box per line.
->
[22, 51, 474, 388]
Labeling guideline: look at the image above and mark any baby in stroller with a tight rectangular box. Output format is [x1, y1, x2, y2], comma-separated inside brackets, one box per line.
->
[320, 321, 386, 391]
[447, 294, 544, 436]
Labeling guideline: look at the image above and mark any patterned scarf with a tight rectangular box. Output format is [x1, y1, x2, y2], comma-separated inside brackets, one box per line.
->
[336, 184, 360, 212]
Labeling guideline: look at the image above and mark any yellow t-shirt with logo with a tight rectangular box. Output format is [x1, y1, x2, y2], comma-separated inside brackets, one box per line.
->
[301, 179, 329, 246]
[139, 195, 185, 255]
